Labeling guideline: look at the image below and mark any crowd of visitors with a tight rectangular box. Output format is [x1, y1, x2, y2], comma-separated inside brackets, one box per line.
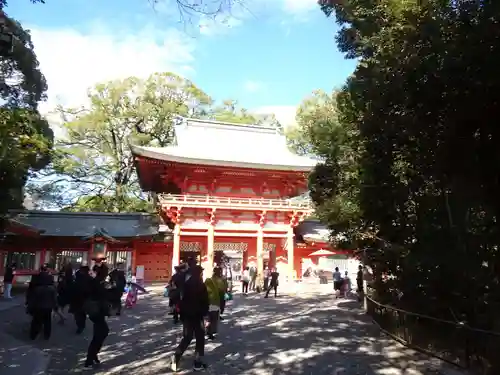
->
[332, 265, 365, 299]
[2, 257, 366, 373]
[21, 259, 127, 368]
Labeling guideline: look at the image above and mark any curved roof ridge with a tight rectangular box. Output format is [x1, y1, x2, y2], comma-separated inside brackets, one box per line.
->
[178, 116, 280, 133]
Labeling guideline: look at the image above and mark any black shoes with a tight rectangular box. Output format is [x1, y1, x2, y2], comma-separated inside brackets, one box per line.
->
[84, 356, 100, 368]
[193, 360, 207, 371]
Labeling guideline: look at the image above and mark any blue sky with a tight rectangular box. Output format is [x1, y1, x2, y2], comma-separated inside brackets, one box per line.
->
[7, 0, 356, 127]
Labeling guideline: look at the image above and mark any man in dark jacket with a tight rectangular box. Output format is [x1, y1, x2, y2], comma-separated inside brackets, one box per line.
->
[85, 263, 110, 368]
[26, 264, 57, 340]
[264, 268, 279, 298]
[3, 262, 16, 299]
[108, 263, 126, 315]
[72, 265, 91, 334]
[171, 265, 209, 372]
[169, 265, 185, 324]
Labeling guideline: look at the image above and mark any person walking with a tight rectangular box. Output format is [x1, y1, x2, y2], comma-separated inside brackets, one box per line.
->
[333, 267, 342, 298]
[57, 262, 74, 313]
[218, 270, 229, 320]
[169, 265, 186, 324]
[249, 266, 257, 291]
[84, 263, 110, 368]
[171, 265, 209, 372]
[71, 265, 91, 334]
[241, 267, 250, 294]
[109, 263, 126, 315]
[3, 262, 16, 299]
[356, 265, 364, 302]
[263, 266, 270, 291]
[205, 267, 225, 340]
[26, 264, 57, 340]
[264, 268, 279, 298]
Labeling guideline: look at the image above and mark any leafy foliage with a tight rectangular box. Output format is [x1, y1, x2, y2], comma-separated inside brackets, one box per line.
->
[0, 10, 53, 216]
[30, 73, 209, 212]
[62, 195, 155, 213]
[30, 73, 279, 212]
[288, 90, 364, 247]
[210, 99, 281, 129]
[315, 0, 500, 346]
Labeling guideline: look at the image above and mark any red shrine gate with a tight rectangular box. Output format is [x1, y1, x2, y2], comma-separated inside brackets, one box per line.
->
[132, 117, 316, 281]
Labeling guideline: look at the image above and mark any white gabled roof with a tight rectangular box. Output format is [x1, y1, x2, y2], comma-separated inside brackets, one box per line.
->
[131, 117, 318, 171]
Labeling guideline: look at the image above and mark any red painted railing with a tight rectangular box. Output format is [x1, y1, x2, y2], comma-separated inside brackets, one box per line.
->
[157, 194, 313, 210]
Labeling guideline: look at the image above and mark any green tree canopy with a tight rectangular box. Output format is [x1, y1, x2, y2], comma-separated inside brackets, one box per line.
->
[29, 73, 280, 212]
[0, 8, 53, 217]
[288, 89, 363, 247]
[314, 0, 500, 338]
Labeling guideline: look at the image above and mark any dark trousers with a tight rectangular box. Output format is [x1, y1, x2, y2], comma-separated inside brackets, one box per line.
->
[242, 281, 249, 293]
[30, 308, 52, 340]
[357, 281, 364, 301]
[206, 310, 219, 336]
[74, 308, 86, 332]
[173, 304, 179, 323]
[249, 278, 256, 291]
[264, 277, 269, 290]
[86, 315, 109, 361]
[220, 297, 226, 315]
[265, 283, 278, 297]
[111, 289, 123, 313]
[175, 318, 205, 357]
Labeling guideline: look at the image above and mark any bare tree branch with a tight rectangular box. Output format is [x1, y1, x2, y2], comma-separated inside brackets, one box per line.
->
[149, 0, 250, 29]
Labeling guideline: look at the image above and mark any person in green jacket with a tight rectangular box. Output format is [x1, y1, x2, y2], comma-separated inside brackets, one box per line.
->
[204, 267, 225, 340]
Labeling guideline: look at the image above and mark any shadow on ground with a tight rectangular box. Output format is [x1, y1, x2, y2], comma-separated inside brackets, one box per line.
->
[0, 292, 463, 375]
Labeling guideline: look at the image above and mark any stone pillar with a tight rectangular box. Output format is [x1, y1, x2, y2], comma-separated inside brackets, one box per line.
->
[206, 224, 215, 276]
[172, 224, 181, 274]
[256, 227, 264, 288]
[287, 226, 295, 282]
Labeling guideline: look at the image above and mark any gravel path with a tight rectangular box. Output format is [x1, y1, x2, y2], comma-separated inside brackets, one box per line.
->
[0, 291, 465, 375]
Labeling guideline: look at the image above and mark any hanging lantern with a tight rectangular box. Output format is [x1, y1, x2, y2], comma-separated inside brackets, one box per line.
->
[82, 228, 122, 262]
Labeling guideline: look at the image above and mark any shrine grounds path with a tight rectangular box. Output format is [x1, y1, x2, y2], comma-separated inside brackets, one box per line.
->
[0, 286, 466, 375]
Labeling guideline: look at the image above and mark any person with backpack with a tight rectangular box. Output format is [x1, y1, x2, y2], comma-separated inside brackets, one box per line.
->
[171, 265, 209, 372]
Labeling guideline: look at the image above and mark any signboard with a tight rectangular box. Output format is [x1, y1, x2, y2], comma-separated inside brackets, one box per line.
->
[135, 265, 145, 287]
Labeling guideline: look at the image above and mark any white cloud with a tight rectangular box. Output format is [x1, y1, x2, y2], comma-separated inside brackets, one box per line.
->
[282, 0, 319, 15]
[243, 80, 265, 93]
[252, 105, 298, 129]
[30, 23, 196, 132]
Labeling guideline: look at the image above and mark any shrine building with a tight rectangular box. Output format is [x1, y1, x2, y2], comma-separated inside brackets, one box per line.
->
[0, 211, 164, 284]
[131, 117, 319, 282]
